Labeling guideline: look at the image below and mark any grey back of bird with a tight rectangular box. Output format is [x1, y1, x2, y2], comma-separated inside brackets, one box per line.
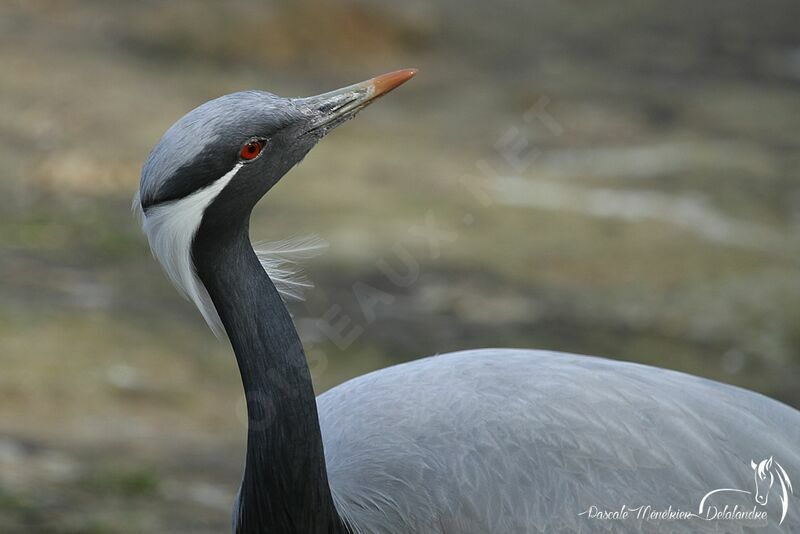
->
[317, 349, 800, 533]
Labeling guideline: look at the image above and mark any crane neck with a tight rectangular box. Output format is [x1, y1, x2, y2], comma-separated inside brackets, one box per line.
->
[192, 212, 346, 534]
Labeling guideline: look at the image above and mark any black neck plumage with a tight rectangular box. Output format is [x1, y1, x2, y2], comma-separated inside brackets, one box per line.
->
[192, 206, 347, 534]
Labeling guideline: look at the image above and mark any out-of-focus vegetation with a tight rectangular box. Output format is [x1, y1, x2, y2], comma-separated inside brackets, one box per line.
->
[1, 0, 799, 531]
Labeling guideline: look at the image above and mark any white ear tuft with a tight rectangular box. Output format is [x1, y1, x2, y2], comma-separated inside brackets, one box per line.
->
[136, 164, 243, 338]
[136, 162, 326, 338]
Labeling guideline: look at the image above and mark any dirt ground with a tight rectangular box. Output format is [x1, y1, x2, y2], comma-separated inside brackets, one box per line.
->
[1, 1, 799, 532]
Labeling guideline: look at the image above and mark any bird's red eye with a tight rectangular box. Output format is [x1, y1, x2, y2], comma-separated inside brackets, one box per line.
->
[240, 139, 266, 161]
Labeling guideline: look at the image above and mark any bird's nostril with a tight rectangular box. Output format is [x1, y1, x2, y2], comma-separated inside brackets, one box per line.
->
[326, 96, 360, 115]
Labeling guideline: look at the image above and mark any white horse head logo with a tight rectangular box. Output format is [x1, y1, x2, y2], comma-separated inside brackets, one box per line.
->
[699, 456, 794, 525]
[751, 456, 793, 523]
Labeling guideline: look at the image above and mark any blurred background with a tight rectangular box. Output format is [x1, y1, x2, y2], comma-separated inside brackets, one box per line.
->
[1, 0, 799, 532]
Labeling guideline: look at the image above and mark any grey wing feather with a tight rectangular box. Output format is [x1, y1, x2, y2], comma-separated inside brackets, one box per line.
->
[316, 349, 800, 534]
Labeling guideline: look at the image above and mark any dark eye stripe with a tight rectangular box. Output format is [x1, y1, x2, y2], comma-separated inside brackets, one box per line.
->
[140, 144, 237, 211]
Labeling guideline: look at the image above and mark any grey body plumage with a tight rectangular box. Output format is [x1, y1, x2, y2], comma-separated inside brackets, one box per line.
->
[136, 70, 800, 533]
[321, 349, 800, 533]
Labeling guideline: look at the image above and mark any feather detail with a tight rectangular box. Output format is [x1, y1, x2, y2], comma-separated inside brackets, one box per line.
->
[253, 235, 328, 302]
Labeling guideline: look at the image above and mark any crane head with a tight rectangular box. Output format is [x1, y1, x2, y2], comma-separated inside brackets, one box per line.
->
[134, 69, 416, 335]
[137, 68, 416, 215]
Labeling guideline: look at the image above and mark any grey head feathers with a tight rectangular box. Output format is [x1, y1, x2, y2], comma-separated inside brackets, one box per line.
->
[134, 91, 324, 336]
[134, 71, 418, 338]
[138, 91, 301, 209]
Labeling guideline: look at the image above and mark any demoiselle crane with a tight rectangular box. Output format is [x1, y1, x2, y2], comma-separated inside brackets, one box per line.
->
[135, 69, 800, 533]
